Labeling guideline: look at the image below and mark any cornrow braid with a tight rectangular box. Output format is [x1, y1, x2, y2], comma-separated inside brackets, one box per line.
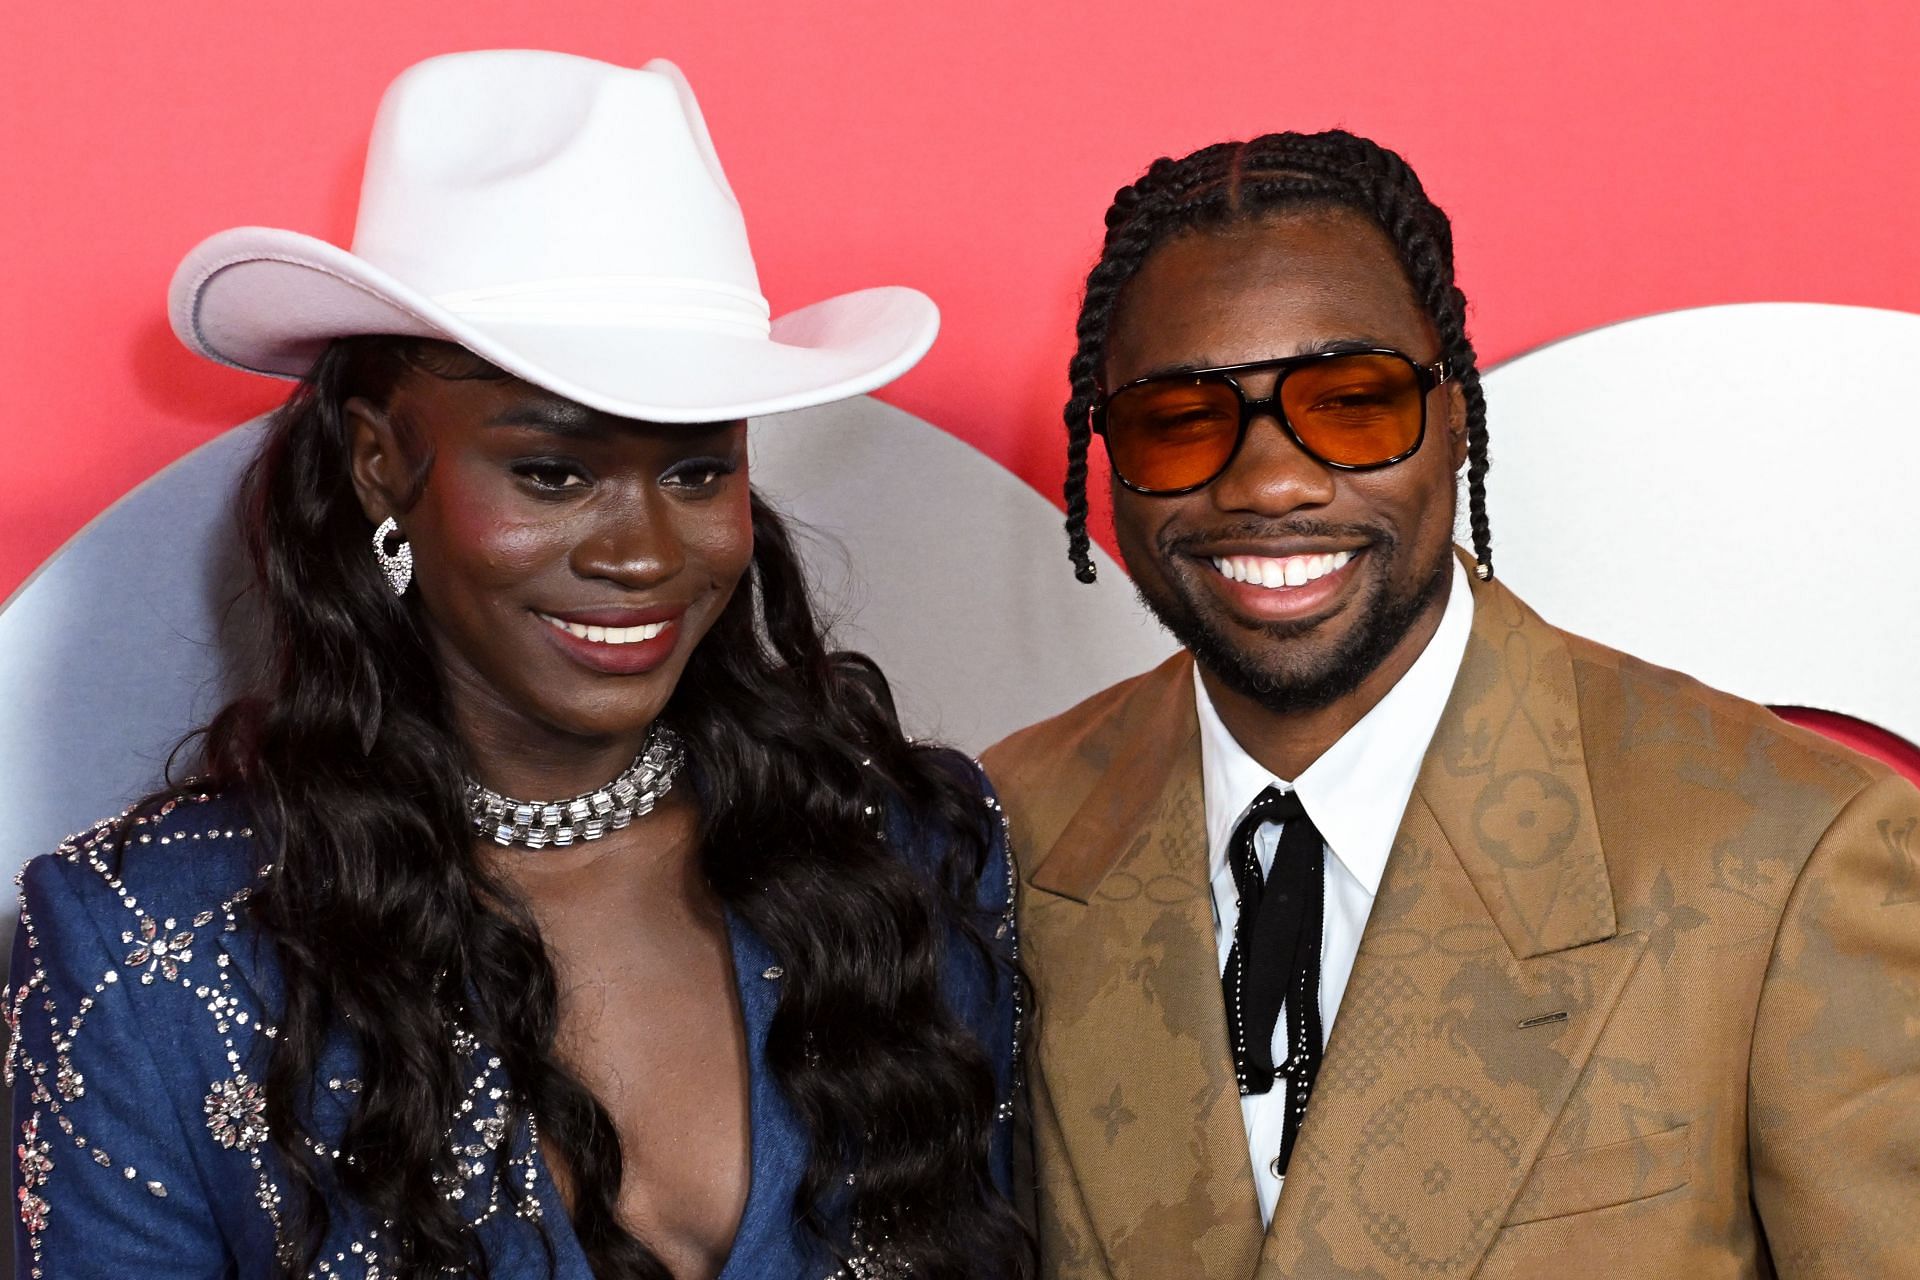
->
[1061, 129, 1492, 584]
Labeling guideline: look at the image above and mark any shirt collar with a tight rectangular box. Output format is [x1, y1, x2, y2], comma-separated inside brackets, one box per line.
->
[1196, 558, 1475, 895]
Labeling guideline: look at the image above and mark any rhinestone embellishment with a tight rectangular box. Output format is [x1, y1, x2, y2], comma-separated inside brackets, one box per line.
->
[204, 1074, 270, 1151]
[122, 915, 195, 983]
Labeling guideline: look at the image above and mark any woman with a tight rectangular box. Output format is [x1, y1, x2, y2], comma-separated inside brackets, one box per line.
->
[7, 51, 1025, 1280]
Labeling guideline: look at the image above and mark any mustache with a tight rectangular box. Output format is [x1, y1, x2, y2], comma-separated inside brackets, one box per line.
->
[1159, 518, 1397, 557]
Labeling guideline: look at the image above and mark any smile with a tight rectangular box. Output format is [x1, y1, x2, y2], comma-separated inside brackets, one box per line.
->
[1210, 550, 1354, 589]
[536, 613, 671, 645]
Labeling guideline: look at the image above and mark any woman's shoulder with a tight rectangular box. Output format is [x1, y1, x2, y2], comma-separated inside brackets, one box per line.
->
[887, 749, 1022, 1127]
[9, 790, 287, 1268]
[16, 788, 269, 969]
[884, 747, 1013, 911]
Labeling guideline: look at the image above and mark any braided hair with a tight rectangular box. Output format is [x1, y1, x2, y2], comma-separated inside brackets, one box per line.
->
[1062, 131, 1491, 584]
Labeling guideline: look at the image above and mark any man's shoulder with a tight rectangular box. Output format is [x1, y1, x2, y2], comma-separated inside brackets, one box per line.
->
[1547, 624, 1902, 884]
[980, 654, 1195, 878]
[982, 651, 1192, 795]
[1561, 626, 1890, 788]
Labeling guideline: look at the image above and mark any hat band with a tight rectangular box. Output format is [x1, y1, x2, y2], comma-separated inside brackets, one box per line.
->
[433, 275, 773, 337]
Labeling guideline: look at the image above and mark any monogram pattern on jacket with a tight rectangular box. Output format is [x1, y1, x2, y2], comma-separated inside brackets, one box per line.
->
[986, 568, 1920, 1280]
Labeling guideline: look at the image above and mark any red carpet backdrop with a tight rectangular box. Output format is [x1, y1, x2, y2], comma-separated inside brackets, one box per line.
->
[4, 0, 1918, 766]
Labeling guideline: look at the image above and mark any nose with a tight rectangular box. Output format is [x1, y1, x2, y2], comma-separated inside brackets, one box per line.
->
[1206, 411, 1338, 515]
[569, 487, 686, 588]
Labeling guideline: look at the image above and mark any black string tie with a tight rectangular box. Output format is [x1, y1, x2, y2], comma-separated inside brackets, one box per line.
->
[1221, 785, 1325, 1177]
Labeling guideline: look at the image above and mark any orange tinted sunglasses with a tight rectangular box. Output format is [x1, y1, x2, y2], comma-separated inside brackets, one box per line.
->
[1093, 349, 1450, 495]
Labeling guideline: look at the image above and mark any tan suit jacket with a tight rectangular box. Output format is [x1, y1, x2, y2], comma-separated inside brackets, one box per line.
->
[984, 572, 1920, 1278]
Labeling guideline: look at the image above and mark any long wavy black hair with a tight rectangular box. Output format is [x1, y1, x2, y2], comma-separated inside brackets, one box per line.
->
[139, 336, 1028, 1279]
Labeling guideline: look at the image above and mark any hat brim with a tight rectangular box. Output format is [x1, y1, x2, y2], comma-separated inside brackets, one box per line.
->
[169, 228, 939, 423]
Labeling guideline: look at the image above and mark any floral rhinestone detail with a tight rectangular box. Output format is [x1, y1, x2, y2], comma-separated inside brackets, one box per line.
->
[18, 1188, 48, 1234]
[17, 1113, 52, 1189]
[123, 915, 195, 983]
[17, 1111, 52, 1235]
[205, 1073, 270, 1151]
[18, 1142, 53, 1189]
[55, 1059, 84, 1102]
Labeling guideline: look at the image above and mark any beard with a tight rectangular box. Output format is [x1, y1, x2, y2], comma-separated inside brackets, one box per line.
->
[1129, 519, 1452, 715]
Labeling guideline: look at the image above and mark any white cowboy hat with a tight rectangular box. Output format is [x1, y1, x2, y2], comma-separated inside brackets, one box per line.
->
[168, 50, 938, 422]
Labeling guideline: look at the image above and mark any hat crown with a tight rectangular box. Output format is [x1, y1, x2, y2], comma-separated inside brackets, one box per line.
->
[170, 49, 939, 421]
[349, 51, 765, 322]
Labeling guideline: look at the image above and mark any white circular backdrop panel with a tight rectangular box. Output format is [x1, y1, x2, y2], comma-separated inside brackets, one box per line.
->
[1480, 302, 1919, 748]
[0, 397, 1175, 909]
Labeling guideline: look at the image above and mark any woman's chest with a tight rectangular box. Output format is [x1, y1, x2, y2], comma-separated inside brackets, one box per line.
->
[545, 943, 756, 1279]
[213, 910, 810, 1278]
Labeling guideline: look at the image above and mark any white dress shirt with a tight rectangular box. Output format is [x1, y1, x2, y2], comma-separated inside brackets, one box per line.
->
[1197, 559, 1474, 1225]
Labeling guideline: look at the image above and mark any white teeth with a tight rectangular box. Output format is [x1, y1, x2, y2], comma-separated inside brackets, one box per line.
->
[540, 614, 670, 645]
[1208, 549, 1358, 590]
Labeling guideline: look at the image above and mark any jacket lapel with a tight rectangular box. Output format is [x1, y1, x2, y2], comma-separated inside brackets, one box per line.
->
[1256, 577, 1649, 1278]
[1026, 656, 1265, 1279]
[717, 911, 808, 1279]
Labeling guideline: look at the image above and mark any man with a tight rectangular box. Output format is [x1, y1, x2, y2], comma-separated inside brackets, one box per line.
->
[984, 131, 1920, 1278]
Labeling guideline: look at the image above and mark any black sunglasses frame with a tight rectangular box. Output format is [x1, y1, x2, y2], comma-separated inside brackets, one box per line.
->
[1092, 348, 1451, 496]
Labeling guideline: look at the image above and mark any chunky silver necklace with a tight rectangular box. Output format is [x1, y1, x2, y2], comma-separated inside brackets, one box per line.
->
[466, 724, 685, 849]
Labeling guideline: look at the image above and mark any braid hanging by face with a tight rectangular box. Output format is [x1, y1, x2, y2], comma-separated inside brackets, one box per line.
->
[1061, 130, 1492, 584]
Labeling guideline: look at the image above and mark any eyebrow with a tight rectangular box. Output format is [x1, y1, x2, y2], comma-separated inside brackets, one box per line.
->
[485, 404, 744, 448]
[484, 401, 607, 438]
[1129, 336, 1391, 382]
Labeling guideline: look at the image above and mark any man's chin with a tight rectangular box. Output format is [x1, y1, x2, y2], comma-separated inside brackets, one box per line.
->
[1138, 556, 1450, 716]
[1194, 633, 1372, 715]
[1138, 592, 1360, 712]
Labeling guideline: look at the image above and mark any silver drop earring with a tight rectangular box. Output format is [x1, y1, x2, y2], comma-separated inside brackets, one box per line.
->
[372, 517, 413, 597]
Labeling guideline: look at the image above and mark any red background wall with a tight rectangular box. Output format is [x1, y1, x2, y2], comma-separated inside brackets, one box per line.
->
[6, 1, 1920, 774]
[8, 0, 1920, 601]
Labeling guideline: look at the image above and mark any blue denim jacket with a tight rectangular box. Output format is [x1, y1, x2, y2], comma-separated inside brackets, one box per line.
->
[7, 767, 1016, 1278]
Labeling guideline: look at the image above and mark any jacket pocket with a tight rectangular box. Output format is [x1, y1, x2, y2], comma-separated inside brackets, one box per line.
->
[1504, 1123, 1692, 1226]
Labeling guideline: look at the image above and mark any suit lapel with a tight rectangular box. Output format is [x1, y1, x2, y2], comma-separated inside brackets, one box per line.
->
[1257, 577, 1649, 1278]
[1026, 656, 1265, 1279]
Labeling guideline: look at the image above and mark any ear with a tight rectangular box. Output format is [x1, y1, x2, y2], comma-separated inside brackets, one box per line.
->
[1445, 380, 1469, 471]
[347, 396, 406, 525]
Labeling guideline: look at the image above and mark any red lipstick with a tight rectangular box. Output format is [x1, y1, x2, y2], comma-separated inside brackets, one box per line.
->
[532, 604, 686, 676]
